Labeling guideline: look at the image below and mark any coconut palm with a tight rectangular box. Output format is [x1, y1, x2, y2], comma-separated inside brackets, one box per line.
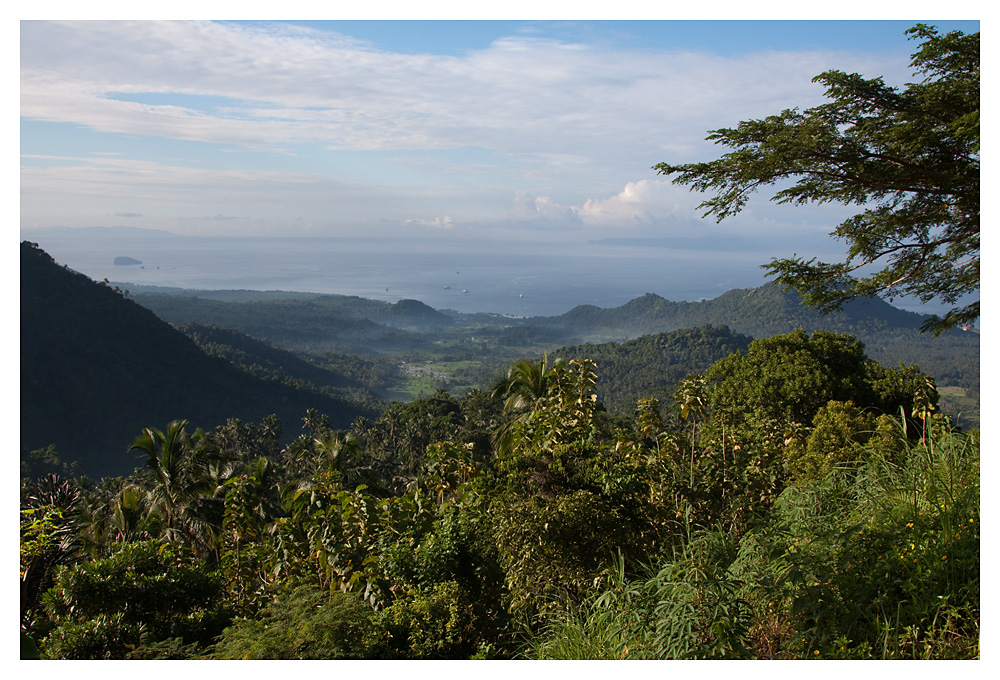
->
[491, 355, 564, 456]
[313, 431, 364, 483]
[129, 419, 221, 559]
[492, 355, 553, 412]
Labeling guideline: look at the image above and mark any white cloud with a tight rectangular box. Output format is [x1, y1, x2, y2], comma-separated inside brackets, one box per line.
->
[513, 191, 578, 224]
[403, 216, 454, 229]
[502, 178, 855, 249]
[575, 179, 697, 228]
[20, 21, 907, 165]
[507, 180, 701, 233]
[20, 20, 917, 239]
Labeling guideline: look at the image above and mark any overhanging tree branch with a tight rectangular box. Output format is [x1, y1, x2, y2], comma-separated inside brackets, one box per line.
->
[654, 24, 979, 335]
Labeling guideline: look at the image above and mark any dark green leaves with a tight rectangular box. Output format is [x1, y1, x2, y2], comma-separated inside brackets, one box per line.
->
[655, 24, 979, 335]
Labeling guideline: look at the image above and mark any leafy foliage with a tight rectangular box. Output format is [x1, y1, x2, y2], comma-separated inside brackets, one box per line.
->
[783, 401, 877, 483]
[211, 583, 374, 659]
[40, 541, 231, 659]
[489, 360, 668, 624]
[656, 25, 979, 333]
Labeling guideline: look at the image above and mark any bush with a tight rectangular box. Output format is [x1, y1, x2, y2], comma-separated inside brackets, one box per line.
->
[368, 580, 477, 658]
[732, 419, 979, 658]
[211, 583, 374, 659]
[39, 540, 230, 659]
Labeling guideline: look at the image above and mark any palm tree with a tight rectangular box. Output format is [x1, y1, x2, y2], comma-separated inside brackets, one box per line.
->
[129, 419, 220, 558]
[313, 431, 364, 484]
[492, 356, 551, 412]
[491, 355, 564, 456]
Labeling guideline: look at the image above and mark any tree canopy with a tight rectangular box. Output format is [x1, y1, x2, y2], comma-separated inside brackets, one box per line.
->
[655, 24, 979, 335]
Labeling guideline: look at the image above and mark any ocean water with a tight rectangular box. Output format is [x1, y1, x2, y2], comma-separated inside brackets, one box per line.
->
[25, 232, 958, 319]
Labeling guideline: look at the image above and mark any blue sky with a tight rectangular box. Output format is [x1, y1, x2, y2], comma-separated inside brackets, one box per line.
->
[20, 17, 981, 254]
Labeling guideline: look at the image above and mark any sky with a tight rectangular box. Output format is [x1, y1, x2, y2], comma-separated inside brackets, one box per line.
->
[19, 15, 981, 256]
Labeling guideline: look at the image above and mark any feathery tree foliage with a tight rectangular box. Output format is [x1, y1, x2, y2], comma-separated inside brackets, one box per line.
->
[655, 25, 979, 334]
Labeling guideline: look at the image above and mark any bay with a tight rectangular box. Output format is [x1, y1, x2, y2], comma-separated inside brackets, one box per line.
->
[23, 230, 959, 319]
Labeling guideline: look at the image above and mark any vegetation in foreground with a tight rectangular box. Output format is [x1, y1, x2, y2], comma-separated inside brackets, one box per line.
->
[21, 330, 979, 659]
[20, 23, 978, 661]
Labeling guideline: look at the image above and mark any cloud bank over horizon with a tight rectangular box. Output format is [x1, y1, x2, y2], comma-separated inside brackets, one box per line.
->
[21, 19, 961, 249]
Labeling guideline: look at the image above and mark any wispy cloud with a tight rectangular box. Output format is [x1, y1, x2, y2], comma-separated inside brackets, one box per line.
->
[20, 20, 913, 238]
[22, 21, 901, 158]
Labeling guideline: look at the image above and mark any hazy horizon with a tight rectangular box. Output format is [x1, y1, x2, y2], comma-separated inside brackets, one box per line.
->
[21, 225, 973, 321]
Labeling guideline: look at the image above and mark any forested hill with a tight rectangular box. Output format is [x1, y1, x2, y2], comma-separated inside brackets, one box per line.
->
[552, 325, 753, 414]
[544, 283, 925, 339]
[175, 322, 390, 407]
[530, 283, 979, 398]
[128, 293, 449, 355]
[20, 242, 376, 479]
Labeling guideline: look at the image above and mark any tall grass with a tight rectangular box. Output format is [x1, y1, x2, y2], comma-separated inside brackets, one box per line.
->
[528, 416, 979, 659]
[529, 526, 751, 660]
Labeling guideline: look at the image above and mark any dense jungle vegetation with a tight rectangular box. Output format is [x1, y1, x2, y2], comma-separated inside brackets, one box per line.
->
[21, 337, 979, 659]
[20, 243, 980, 659]
[21, 24, 978, 660]
[19, 238, 980, 662]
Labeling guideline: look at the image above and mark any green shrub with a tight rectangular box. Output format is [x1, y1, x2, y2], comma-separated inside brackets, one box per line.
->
[211, 583, 374, 659]
[368, 580, 477, 658]
[732, 420, 979, 658]
[39, 540, 229, 659]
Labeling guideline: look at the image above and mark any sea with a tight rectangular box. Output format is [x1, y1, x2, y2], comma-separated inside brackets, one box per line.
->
[23, 230, 957, 319]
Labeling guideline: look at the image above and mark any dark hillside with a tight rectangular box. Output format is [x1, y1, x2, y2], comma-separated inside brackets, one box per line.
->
[552, 325, 753, 414]
[119, 284, 451, 331]
[20, 242, 375, 479]
[176, 323, 390, 406]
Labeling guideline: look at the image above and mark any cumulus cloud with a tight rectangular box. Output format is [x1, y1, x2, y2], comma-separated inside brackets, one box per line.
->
[508, 180, 703, 233]
[575, 180, 697, 227]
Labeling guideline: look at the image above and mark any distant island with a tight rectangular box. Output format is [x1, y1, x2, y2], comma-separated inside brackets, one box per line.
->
[113, 256, 142, 265]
